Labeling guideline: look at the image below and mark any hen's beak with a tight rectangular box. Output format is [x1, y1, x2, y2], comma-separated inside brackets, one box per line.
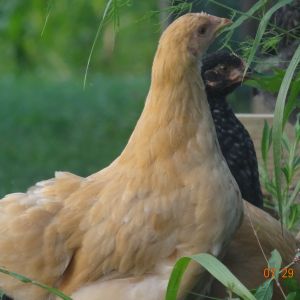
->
[228, 64, 252, 84]
[213, 17, 232, 36]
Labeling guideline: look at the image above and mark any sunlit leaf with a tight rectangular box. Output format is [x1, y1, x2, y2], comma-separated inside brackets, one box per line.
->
[255, 279, 273, 300]
[0, 267, 72, 300]
[166, 253, 255, 300]
[268, 250, 282, 281]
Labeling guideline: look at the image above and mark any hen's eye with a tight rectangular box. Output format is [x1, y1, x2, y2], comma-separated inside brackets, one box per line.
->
[198, 25, 207, 35]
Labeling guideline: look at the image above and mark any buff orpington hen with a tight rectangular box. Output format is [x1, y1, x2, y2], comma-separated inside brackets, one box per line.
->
[0, 13, 242, 300]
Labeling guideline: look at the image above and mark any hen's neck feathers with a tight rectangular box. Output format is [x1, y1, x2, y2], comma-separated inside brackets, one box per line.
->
[118, 49, 218, 169]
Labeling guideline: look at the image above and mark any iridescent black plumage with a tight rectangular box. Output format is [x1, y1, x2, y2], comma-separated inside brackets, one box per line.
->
[202, 51, 263, 208]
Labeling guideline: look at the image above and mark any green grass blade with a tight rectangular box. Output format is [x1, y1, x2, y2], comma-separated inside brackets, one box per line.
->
[165, 253, 255, 300]
[272, 43, 300, 226]
[286, 292, 298, 300]
[261, 121, 272, 164]
[244, 0, 293, 75]
[222, 0, 267, 32]
[208, 0, 268, 47]
[283, 71, 300, 126]
[41, 0, 53, 37]
[0, 267, 72, 300]
[287, 180, 300, 208]
[83, 0, 114, 89]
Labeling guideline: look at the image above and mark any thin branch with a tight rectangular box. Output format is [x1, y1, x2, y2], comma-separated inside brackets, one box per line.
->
[246, 202, 269, 264]
[41, 0, 53, 37]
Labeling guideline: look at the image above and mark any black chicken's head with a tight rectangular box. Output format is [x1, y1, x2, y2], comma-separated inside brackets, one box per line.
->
[201, 51, 249, 98]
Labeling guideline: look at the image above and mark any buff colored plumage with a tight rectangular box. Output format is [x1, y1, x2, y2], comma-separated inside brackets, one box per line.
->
[0, 13, 242, 300]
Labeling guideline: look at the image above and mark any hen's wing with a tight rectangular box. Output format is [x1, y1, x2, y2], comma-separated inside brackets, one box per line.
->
[57, 163, 216, 298]
[0, 172, 82, 300]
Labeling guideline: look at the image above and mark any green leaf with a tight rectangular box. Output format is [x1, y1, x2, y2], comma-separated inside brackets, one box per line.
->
[0, 267, 72, 300]
[283, 73, 300, 125]
[281, 133, 290, 152]
[295, 114, 300, 142]
[268, 250, 282, 281]
[281, 165, 291, 185]
[283, 278, 300, 292]
[292, 157, 300, 172]
[261, 34, 283, 53]
[286, 292, 298, 300]
[165, 254, 255, 300]
[261, 121, 272, 163]
[288, 181, 300, 205]
[245, 70, 300, 128]
[288, 204, 300, 230]
[244, 0, 293, 75]
[272, 43, 300, 226]
[264, 181, 277, 197]
[245, 69, 285, 94]
[254, 279, 273, 300]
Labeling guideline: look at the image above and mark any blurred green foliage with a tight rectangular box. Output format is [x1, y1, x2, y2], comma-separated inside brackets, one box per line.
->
[0, 0, 161, 195]
[0, 74, 148, 196]
[0, 0, 160, 77]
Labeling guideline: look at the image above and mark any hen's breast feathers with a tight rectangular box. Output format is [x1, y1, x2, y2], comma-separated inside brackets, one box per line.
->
[60, 71, 241, 293]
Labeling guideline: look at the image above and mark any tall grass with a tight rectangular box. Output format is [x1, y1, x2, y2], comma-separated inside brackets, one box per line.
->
[272, 44, 300, 228]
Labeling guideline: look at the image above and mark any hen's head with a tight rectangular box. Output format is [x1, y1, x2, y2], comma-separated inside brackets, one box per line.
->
[202, 51, 248, 97]
[153, 13, 232, 80]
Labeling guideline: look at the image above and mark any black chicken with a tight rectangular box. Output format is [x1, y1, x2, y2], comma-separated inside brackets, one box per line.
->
[202, 51, 263, 208]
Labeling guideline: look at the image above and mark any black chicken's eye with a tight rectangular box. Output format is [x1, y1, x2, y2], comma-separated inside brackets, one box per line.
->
[198, 26, 207, 35]
[219, 65, 227, 71]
